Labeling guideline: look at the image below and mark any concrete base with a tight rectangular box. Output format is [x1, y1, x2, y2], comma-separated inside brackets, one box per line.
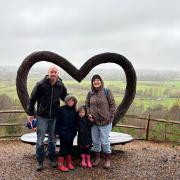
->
[20, 131, 133, 146]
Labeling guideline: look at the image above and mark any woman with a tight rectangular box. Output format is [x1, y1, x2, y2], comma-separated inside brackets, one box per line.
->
[85, 74, 116, 169]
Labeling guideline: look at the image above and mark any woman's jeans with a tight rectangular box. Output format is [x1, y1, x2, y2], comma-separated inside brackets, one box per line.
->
[91, 123, 112, 154]
[36, 116, 56, 162]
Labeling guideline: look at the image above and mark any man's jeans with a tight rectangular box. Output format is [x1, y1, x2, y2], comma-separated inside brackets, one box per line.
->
[36, 116, 56, 162]
[91, 123, 112, 154]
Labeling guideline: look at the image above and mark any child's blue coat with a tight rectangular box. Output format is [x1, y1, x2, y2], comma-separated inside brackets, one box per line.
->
[56, 105, 78, 141]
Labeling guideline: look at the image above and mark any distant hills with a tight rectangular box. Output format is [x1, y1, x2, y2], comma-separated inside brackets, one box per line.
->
[0, 66, 179, 81]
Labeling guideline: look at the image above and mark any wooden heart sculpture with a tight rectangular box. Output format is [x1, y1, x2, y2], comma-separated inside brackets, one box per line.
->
[16, 51, 136, 127]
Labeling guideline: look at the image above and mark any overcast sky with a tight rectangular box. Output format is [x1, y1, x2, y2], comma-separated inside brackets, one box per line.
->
[0, 0, 180, 70]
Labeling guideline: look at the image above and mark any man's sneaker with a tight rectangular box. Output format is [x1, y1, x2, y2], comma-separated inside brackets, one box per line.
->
[36, 161, 43, 171]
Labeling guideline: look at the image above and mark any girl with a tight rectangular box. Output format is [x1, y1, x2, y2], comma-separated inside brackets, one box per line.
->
[77, 105, 93, 168]
[56, 95, 78, 172]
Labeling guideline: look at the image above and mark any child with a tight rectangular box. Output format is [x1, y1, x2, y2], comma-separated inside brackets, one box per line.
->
[77, 105, 93, 168]
[56, 95, 78, 172]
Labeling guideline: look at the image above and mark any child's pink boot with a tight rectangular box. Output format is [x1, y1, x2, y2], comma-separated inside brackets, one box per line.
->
[86, 154, 92, 168]
[57, 157, 69, 172]
[66, 155, 75, 170]
[81, 154, 87, 167]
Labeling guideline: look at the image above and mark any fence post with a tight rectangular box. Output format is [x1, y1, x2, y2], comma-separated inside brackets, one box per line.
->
[146, 114, 151, 141]
[164, 123, 167, 141]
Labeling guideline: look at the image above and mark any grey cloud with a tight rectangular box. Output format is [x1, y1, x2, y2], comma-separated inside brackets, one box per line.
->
[0, 0, 179, 70]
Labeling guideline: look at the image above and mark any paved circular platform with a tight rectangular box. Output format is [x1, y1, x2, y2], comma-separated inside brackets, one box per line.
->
[20, 131, 133, 146]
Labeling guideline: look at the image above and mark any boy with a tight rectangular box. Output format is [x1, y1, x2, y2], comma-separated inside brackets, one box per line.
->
[56, 95, 78, 171]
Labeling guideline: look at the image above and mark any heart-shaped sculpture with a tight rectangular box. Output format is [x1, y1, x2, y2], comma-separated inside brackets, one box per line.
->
[16, 51, 136, 127]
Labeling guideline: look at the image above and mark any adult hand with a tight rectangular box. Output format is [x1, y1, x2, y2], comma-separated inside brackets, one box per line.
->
[27, 116, 37, 131]
[88, 115, 95, 122]
[32, 127, 37, 131]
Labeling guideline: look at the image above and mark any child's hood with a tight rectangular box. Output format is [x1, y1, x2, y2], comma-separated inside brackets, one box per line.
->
[64, 94, 78, 106]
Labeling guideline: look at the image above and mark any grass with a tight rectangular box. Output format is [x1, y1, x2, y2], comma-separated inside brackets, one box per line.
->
[0, 80, 179, 109]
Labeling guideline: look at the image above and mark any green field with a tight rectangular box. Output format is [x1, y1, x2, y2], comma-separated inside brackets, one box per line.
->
[0, 80, 179, 110]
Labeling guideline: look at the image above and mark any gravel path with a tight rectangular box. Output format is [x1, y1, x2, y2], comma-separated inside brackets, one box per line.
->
[0, 139, 179, 180]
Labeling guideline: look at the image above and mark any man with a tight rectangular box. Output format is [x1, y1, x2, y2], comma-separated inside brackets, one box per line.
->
[27, 65, 68, 171]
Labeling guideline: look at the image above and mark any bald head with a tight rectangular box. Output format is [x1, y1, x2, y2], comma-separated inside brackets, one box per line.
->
[48, 65, 59, 73]
[48, 65, 59, 84]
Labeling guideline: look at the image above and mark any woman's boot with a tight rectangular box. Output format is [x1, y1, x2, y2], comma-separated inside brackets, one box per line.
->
[92, 152, 100, 167]
[103, 153, 111, 169]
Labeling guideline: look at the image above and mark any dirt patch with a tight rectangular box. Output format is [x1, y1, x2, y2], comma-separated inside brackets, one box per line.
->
[0, 139, 179, 180]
